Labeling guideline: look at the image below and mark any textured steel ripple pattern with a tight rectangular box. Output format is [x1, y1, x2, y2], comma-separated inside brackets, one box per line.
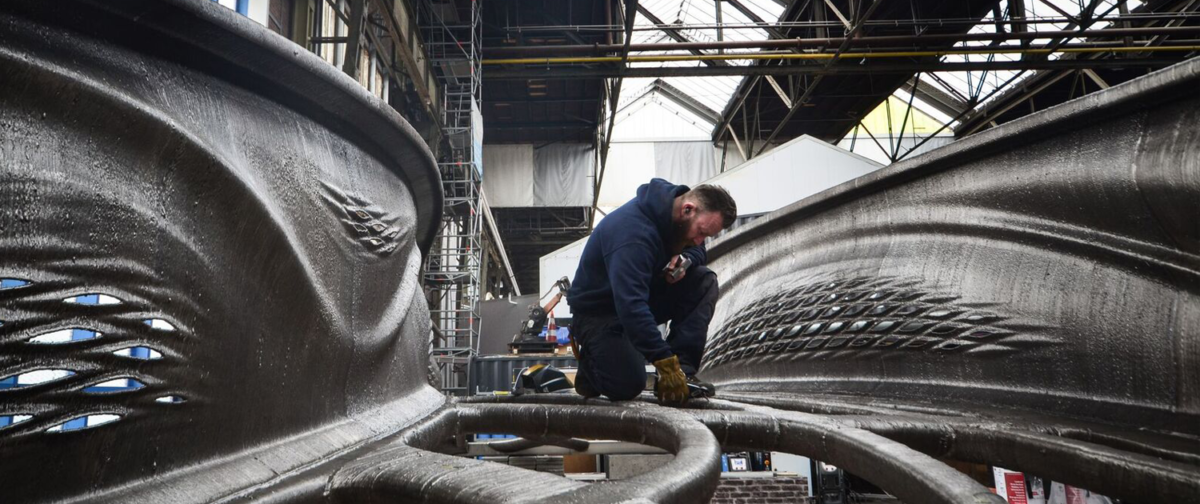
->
[700, 275, 1041, 368]
[0, 1, 442, 502]
[702, 57, 1200, 436]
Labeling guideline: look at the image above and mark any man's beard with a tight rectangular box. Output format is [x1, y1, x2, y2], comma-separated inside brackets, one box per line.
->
[670, 214, 694, 255]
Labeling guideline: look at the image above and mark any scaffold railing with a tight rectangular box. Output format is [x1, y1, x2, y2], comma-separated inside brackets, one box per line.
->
[420, 0, 483, 396]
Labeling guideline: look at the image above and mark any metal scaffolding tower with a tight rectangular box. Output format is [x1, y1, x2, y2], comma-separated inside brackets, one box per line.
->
[421, 0, 483, 396]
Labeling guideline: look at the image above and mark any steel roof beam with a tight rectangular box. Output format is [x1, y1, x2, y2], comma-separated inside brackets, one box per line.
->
[954, 0, 1190, 136]
[635, 4, 729, 67]
[712, 0, 812, 143]
[755, 0, 885, 157]
[482, 25, 1200, 56]
[612, 79, 662, 116]
[483, 58, 1178, 79]
[725, 0, 787, 39]
[488, 120, 598, 128]
[904, 76, 970, 118]
[536, 10, 594, 47]
[655, 79, 723, 124]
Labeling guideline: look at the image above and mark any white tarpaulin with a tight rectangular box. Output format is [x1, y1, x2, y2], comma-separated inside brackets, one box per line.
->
[597, 141, 726, 212]
[654, 141, 718, 187]
[482, 143, 593, 208]
[533, 144, 594, 207]
[482, 144, 534, 207]
[598, 142, 656, 208]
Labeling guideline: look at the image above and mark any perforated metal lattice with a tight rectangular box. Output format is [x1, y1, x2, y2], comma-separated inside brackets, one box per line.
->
[701, 275, 1046, 370]
[0, 279, 184, 435]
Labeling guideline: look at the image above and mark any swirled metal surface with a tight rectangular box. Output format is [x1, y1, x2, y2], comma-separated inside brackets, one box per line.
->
[695, 57, 1200, 501]
[455, 395, 1003, 504]
[329, 401, 723, 504]
[0, 1, 442, 502]
[702, 57, 1200, 435]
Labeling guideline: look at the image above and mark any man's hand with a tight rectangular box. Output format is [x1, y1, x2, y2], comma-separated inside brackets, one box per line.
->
[663, 255, 688, 284]
[653, 355, 689, 406]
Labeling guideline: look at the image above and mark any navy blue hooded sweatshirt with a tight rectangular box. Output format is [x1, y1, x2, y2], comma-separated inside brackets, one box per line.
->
[568, 178, 707, 363]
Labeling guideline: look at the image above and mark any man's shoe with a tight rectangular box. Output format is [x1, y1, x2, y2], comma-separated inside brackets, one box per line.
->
[686, 376, 716, 399]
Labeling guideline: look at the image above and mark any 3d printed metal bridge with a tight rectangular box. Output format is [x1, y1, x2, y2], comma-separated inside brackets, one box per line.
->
[1, 1, 1198, 502]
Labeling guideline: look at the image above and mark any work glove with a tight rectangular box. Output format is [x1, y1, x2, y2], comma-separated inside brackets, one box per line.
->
[653, 355, 689, 406]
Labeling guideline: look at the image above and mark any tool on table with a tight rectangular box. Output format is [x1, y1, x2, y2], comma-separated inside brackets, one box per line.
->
[508, 276, 571, 354]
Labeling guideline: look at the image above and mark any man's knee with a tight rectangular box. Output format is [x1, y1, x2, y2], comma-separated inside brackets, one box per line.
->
[598, 367, 647, 401]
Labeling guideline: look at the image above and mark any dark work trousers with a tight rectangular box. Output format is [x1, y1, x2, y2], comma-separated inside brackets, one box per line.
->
[572, 266, 719, 401]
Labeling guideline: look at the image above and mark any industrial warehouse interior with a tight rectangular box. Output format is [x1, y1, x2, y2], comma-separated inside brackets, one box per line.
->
[1, 0, 1198, 502]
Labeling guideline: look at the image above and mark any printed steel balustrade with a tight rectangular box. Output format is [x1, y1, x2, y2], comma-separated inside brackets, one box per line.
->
[697, 51, 1200, 502]
[0, 1, 444, 501]
[1, 1, 1198, 503]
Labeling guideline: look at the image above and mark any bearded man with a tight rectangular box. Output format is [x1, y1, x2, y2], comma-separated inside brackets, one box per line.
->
[568, 179, 737, 405]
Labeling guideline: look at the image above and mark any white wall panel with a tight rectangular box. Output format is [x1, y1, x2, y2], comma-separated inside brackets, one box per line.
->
[705, 135, 883, 216]
[538, 236, 589, 318]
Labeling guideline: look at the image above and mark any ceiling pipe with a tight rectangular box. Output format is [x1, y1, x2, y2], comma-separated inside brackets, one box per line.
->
[494, 12, 1200, 34]
[483, 44, 1200, 66]
[482, 25, 1200, 57]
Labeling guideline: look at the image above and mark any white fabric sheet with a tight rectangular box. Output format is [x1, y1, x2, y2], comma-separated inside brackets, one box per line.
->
[533, 144, 593, 207]
[598, 142, 656, 208]
[482, 144, 534, 207]
[653, 141, 718, 187]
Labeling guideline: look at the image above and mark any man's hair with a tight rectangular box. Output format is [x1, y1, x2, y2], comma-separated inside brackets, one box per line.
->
[685, 184, 737, 228]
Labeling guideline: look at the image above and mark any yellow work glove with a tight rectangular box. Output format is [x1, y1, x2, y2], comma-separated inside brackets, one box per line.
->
[653, 355, 689, 406]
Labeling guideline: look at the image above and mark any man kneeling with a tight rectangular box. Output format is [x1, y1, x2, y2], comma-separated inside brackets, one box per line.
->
[568, 179, 736, 405]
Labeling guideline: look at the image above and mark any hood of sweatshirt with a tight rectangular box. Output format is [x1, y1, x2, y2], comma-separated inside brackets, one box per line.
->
[635, 178, 689, 252]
